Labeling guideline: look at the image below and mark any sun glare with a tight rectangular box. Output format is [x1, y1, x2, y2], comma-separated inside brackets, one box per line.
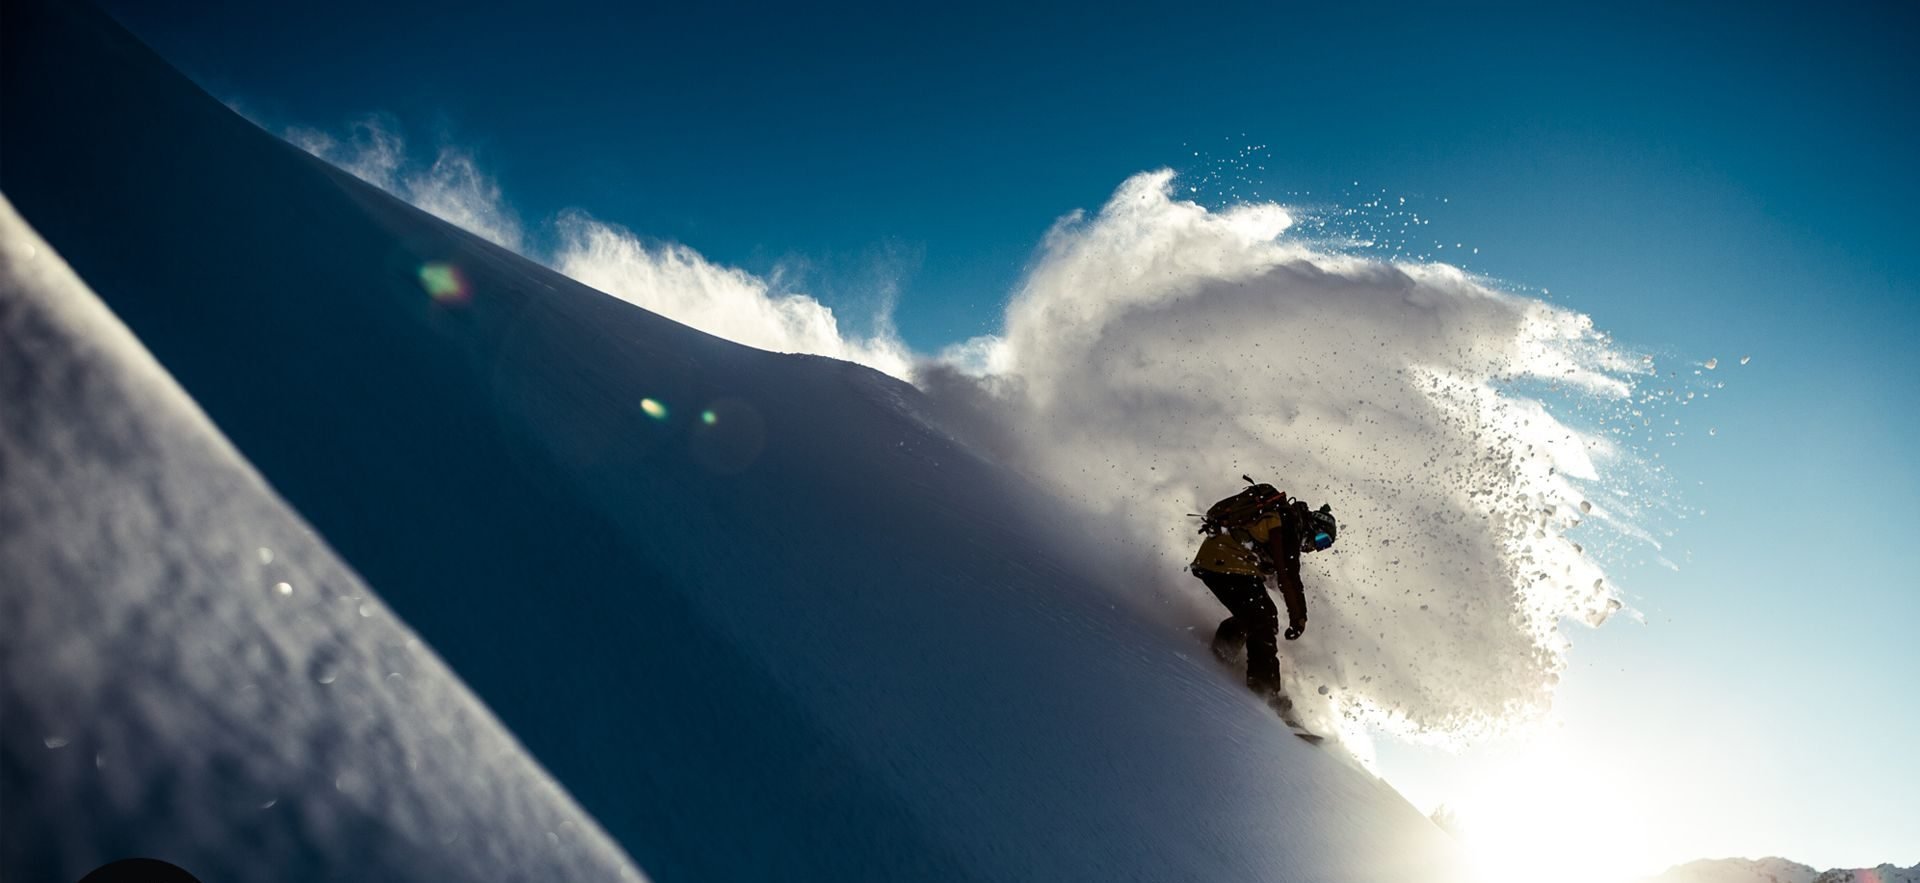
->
[1449, 739, 1654, 883]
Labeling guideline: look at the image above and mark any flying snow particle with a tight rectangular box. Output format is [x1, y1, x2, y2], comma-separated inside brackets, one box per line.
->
[310, 650, 341, 685]
[1740, 355, 1751, 365]
[274, 581, 292, 596]
[1704, 358, 1718, 370]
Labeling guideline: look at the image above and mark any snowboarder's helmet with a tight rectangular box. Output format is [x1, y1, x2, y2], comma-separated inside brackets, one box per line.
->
[1304, 504, 1337, 552]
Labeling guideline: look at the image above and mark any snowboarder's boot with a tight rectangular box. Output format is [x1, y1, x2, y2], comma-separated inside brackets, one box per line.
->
[1265, 691, 1320, 741]
[1254, 682, 1306, 727]
[1248, 675, 1286, 709]
[1211, 616, 1246, 665]
[1262, 688, 1294, 718]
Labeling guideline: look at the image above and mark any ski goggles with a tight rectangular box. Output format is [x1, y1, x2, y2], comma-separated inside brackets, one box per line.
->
[1308, 531, 1334, 552]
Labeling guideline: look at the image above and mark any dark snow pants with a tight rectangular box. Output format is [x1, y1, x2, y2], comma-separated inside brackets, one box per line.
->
[1196, 570, 1281, 692]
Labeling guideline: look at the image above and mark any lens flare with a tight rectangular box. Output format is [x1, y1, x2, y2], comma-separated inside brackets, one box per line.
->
[640, 398, 669, 420]
[688, 397, 766, 474]
[417, 261, 469, 304]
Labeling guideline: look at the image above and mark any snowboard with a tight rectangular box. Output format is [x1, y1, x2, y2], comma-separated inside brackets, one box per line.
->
[1268, 698, 1325, 744]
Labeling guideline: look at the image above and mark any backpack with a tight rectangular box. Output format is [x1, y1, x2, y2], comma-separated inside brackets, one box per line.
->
[1198, 476, 1288, 536]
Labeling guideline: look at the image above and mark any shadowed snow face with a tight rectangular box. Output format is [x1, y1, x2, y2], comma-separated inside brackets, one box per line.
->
[929, 171, 1645, 741]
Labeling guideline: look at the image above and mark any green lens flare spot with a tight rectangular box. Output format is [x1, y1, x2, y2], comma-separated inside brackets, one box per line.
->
[701, 410, 717, 425]
[640, 398, 669, 420]
[418, 262, 468, 303]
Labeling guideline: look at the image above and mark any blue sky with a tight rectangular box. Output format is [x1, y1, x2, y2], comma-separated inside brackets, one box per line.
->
[101, 0, 1919, 873]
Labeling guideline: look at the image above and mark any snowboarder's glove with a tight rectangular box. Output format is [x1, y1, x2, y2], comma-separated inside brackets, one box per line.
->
[1284, 624, 1304, 641]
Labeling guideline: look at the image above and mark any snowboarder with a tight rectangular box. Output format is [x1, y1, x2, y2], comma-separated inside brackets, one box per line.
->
[1190, 478, 1337, 714]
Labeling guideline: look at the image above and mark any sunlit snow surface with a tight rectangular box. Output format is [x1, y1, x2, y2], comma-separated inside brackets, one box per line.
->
[0, 197, 645, 883]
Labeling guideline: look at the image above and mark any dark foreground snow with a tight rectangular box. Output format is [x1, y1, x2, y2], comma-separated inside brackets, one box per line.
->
[2, 0, 1471, 880]
[0, 196, 646, 882]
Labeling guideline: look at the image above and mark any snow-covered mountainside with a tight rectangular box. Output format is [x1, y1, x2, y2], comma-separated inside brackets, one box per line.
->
[1642, 857, 1822, 883]
[1641, 858, 1920, 883]
[1, 0, 1470, 880]
[1810, 866, 1920, 883]
[0, 196, 646, 882]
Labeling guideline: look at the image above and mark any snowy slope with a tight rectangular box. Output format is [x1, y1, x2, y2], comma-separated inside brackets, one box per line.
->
[0, 196, 646, 882]
[1, 1, 1471, 880]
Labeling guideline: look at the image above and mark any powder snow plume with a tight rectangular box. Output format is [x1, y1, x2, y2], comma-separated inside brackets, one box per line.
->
[924, 170, 1653, 745]
[281, 112, 1663, 745]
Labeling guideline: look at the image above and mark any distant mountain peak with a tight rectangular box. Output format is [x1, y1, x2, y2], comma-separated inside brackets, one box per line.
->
[1643, 856, 1920, 883]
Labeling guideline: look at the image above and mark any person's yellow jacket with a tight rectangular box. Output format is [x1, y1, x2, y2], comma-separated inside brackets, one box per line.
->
[1190, 512, 1284, 576]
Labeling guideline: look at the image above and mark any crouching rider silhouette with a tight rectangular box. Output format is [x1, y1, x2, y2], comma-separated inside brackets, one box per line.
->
[1190, 477, 1337, 715]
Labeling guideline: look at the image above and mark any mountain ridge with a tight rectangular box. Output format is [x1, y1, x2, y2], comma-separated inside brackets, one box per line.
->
[1641, 857, 1920, 883]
